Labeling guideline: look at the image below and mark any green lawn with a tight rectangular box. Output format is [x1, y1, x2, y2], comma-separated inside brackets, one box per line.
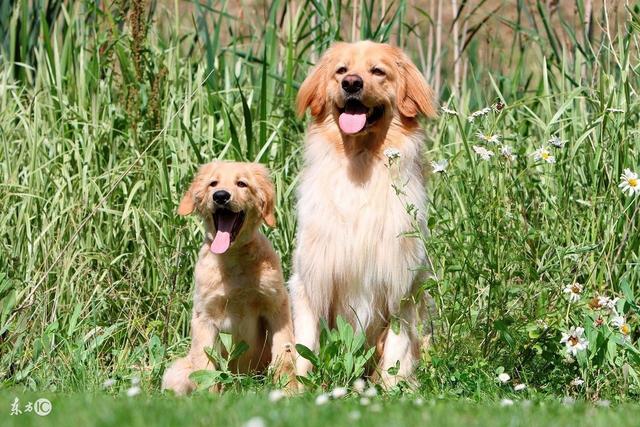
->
[1, 0, 640, 422]
[3, 391, 639, 427]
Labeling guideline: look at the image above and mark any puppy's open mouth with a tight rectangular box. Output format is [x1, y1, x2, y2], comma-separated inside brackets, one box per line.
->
[337, 99, 384, 134]
[211, 208, 245, 254]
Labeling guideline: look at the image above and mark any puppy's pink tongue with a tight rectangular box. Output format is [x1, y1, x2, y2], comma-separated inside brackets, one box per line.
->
[338, 113, 366, 134]
[210, 231, 230, 254]
[210, 212, 235, 254]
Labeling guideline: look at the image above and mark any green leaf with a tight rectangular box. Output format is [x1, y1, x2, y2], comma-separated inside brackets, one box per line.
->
[229, 341, 249, 361]
[219, 332, 233, 353]
[295, 344, 319, 368]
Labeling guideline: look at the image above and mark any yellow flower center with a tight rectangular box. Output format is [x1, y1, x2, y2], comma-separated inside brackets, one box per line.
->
[541, 152, 550, 160]
[621, 324, 630, 335]
[628, 178, 638, 188]
[568, 336, 579, 346]
[571, 284, 581, 294]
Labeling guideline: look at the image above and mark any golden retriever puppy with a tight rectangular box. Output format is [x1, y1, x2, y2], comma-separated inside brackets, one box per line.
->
[162, 161, 295, 395]
[291, 41, 436, 388]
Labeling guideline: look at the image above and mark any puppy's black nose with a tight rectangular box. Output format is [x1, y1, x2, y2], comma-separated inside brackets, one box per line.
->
[341, 74, 363, 94]
[212, 190, 231, 205]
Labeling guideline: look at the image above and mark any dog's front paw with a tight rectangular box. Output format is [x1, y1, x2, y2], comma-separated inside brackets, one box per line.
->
[162, 357, 196, 396]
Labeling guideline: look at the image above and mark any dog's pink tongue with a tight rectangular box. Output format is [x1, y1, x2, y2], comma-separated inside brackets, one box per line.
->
[211, 214, 235, 254]
[339, 113, 366, 134]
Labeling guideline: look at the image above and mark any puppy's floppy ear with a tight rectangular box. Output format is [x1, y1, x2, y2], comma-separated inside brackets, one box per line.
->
[177, 163, 214, 216]
[252, 163, 277, 228]
[177, 185, 196, 216]
[396, 51, 437, 119]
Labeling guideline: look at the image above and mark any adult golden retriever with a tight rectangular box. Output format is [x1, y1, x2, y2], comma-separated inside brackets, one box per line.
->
[291, 41, 436, 387]
[162, 161, 295, 395]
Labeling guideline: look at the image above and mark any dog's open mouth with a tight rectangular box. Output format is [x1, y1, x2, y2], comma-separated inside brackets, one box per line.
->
[211, 208, 245, 254]
[337, 99, 384, 134]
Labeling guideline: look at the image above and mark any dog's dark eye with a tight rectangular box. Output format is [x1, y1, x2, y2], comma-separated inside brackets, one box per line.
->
[371, 67, 386, 76]
[236, 180, 248, 188]
[209, 180, 218, 187]
[336, 66, 347, 75]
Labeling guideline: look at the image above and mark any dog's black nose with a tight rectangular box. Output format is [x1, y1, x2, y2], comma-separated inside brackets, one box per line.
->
[212, 190, 231, 204]
[341, 74, 363, 94]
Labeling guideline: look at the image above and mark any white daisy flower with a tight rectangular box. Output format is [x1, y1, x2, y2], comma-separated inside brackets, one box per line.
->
[348, 410, 362, 420]
[359, 397, 371, 406]
[384, 148, 401, 161]
[414, 398, 424, 406]
[595, 295, 619, 312]
[331, 387, 348, 399]
[441, 106, 458, 116]
[363, 387, 378, 397]
[268, 389, 286, 402]
[562, 397, 576, 406]
[497, 373, 511, 383]
[548, 136, 566, 148]
[596, 400, 611, 407]
[570, 377, 584, 387]
[563, 283, 583, 303]
[473, 145, 495, 160]
[500, 398, 514, 406]
[500, 145, 517, 161]
[476, 131, 501, 144]
[610, 315, 625, 328]
[315, 393, 330, 405]
[560, 326, 589, 356]
[369, 403, 382, 412]
[619, 168, 640, 196]
[244, 417, 266, 427]
[531, 147, 556, 164]
[620, 322, 632, 341]
[353, 378, 366, 394]
[431, 159, 448, 173]
[102, 378, 116, 389]
[467, 107, 492, 122]
[131, 376, 141, 386]
[514, 383, 527, 391]
[126, 386, 141, 397]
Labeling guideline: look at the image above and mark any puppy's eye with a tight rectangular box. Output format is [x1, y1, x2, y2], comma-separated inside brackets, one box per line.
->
[209, 180, 218, 187]
[236, 180, 248, 188]
[371, 67, 386, 76]
[336, 66, 347, 75]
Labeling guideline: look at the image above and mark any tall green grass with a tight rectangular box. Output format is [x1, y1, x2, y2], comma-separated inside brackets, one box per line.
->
[0, 0, 638, 401]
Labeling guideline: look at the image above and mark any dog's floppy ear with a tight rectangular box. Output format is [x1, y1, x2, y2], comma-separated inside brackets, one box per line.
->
[297, 44, 345, 118]
[296, 62, 328, 118]
[252, 163, 277, 228]
[396, 51, 437, 119]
